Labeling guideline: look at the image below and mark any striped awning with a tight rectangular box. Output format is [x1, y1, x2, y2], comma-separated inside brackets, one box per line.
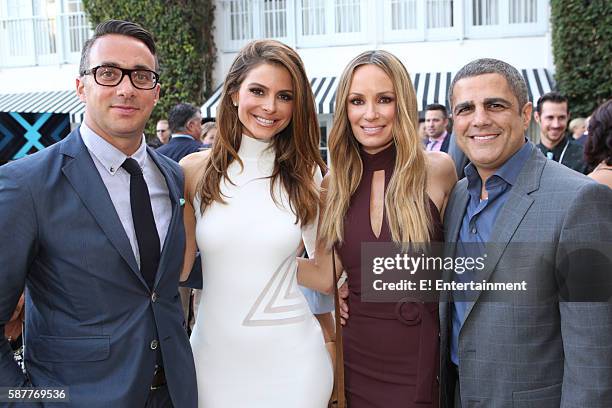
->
[201, 68, 555, 118]
[0, 90, 86, 123]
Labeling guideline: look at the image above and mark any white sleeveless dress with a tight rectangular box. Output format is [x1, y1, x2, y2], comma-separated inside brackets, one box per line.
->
[190, 134, 333, 408]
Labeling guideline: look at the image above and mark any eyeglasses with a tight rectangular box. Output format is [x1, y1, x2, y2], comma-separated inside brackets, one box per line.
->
[81, 65, 159, 90]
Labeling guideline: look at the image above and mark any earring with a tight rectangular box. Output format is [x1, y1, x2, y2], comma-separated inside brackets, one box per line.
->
[233, 101, 238, 107]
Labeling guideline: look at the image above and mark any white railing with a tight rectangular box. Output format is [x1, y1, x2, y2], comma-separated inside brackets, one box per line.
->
[0, 11, 91, 67]
[220, 0, 547, 51]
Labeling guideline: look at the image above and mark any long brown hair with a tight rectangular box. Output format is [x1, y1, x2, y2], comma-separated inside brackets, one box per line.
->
[319, 50, 431, 247]
[196, 40, 325, 226]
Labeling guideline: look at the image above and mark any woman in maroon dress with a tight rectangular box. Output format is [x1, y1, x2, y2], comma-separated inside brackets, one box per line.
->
[298, 50, 457, 407]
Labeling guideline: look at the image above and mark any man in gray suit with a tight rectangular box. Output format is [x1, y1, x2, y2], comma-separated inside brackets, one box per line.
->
[440, 58, 612, 407]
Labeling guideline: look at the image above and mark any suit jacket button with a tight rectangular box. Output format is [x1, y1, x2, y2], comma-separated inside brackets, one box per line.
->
[150, 339, 159, 350]
[151, 292, 158, 303]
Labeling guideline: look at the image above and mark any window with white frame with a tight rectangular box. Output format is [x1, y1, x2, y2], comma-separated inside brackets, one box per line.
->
[426, 0, 454, 29]
[334, 0, 361, 34]
[223, 0, 293, 50]
[297, 0, 367, 47]
[389, 0, 417, 31]
[472, 0, 498, 25]
[383, 0, 457, 42]
[301, 0, 325, 35]
[467, 0, 546, 37]
[508, 0, 537, 24]
[263, 0, 288, 38]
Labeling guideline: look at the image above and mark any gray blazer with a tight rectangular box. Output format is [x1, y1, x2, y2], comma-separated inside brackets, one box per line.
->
[440, 142, 612, 408]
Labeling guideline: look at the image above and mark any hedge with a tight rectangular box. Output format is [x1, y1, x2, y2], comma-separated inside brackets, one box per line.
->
[551, 0, 612, 117]
[82, 0, 216, 139]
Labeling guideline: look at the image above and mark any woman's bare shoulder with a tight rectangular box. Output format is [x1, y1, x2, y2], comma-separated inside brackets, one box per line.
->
[425, 151, 457, 194]
[426, 151, 456, 179]
[179, 150, 211, 194]
[180, 150, 211, 176]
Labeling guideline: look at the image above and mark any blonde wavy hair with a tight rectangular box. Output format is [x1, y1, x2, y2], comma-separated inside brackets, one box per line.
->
[196, 40, 325, 226]
[319, 50, 432, 247]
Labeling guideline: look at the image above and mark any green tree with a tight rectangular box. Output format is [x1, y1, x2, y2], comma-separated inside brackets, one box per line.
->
[551, 0, 612, 117]
[82, 0, 216, 139]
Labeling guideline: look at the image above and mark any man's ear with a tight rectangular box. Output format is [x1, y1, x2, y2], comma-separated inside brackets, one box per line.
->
[153, 83, 161, 105]
[522, 102, 534, 130]
[533, 108, 540, 124]
[76, 77, 86, 103]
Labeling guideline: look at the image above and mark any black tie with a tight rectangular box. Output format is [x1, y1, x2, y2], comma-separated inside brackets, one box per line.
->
[122, 157, 160, 289]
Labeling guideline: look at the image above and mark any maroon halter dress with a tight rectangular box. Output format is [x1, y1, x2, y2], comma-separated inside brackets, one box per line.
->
[336, 143, 443, 408]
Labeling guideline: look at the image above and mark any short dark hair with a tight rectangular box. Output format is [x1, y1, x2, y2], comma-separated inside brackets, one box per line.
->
[584, 99, 612, 167]
[450, 58, 529, 113]
[168, 103, 200, 133]
[536, 92, 568, 115]
[79, 20, 158, 76]
[425, 103, 448, 119]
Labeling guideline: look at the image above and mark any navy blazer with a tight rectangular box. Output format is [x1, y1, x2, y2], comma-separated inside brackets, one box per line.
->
[0, 129, 197, 407]
[156, 135, 203, 163]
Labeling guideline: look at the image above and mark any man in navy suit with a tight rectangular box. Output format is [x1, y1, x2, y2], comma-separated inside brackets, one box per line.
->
[156, 103, 204, 162]
[0, 20, 196, 407]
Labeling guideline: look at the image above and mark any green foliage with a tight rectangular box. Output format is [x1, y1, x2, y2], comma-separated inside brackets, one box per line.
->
[82, 0, 216, 139]
[551, 0, 612, 117]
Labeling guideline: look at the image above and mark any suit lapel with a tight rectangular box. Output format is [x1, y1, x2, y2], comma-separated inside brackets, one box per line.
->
[60, 130, 145, 286]
[445, 181, 469, 249]
[147, 148, 182, 288]
[461, 144, 544, 322]
[440, 180, 469, 340]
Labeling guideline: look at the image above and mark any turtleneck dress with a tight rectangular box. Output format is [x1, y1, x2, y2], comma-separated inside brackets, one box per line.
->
[190, 134, 333, 407]
[336, 143, 443, 408]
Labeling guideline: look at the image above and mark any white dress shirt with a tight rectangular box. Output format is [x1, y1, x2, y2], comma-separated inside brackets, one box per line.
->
[80, 123, 172, 268]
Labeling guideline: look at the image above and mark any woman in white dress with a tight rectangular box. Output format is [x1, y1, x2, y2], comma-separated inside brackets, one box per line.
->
[179, 40, 334, 408]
